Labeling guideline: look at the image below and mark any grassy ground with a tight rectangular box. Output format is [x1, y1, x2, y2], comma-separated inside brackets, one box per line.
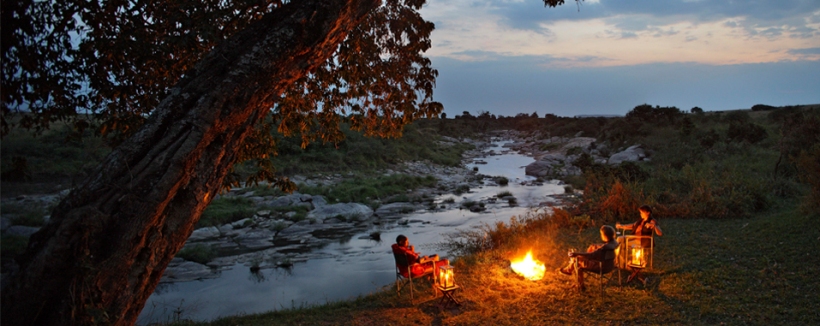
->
[171, 201, 819, 325]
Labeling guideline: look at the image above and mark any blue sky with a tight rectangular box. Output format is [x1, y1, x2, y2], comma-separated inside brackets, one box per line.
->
[419, 0, 820, 117]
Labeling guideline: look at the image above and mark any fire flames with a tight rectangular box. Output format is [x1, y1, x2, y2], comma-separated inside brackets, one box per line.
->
[510, 251, 546, 281]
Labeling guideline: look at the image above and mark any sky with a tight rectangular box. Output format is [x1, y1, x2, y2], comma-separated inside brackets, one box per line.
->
[418, 0, 820, 117]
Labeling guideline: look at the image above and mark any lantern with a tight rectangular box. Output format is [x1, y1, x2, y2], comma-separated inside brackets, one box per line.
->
[438, 265, 457, 290]
[628, 244, 646, 268]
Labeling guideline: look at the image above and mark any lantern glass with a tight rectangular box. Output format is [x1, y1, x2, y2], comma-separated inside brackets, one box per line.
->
[628, 245, 646, 268]
[438, 265, 456, 290]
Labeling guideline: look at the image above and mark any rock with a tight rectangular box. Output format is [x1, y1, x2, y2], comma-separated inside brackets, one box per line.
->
[608, 144, 646, 165]
[525, 153, 566, 177]
[218, 224, 234, 234]
[1, 218, 11, 232]
[561, 137, 596, 153]
[311, 195, 328, 208]
[374, 202, 418, 217]
[259, 194, 313, 209]
[160, 260, 217, 283]
[3, 225, 40, 237]
[188, 226, 221, 241]
[230, 218, 252, 228]
[256, 210, 271, 218]
[307, 203, 373, 222]
[234, 229, 275, 250]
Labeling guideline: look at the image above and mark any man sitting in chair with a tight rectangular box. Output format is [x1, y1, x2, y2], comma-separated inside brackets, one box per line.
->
[391, 234, 449, 278]
[558, 225, 618, 291]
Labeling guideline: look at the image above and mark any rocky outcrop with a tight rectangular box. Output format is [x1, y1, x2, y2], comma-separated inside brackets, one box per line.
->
[260, 193, 323, 209]
[306, 203, 374, 222]
[3, 225, 40, 237]
[188, 226, 221, 241]
[160, 258, 219, 283]
[608, 144, 647, 165]
[375, 202, 419, 217]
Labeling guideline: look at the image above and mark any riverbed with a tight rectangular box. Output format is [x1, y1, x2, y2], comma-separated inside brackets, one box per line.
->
[138, 140, 565, 324]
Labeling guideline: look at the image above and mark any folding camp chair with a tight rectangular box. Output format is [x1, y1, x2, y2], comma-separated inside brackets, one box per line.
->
[393, 249, 435, 301]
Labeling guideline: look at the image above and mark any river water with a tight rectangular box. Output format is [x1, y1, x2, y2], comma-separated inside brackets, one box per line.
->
[138, 141, 564, 324]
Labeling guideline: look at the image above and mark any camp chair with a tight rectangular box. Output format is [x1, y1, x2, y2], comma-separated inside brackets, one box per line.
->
[392, 249, 435, 301]
[574, 241, 620, 296]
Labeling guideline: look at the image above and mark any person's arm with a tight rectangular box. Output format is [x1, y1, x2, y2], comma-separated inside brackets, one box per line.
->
[571, 244, 604, 259]
[397, 244, 420, 262]
[653, 223, 663, 236]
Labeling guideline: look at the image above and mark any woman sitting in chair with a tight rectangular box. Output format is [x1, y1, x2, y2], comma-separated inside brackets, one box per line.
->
[391, 234, 449, 278]
[616, 205, 662, 248]
[558, 225, 618, 291]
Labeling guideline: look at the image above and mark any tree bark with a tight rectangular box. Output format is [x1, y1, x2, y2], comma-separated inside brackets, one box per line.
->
[1, 0, 378, 324]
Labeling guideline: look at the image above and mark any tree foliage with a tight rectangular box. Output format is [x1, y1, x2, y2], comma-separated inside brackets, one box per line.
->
[2, 0, 442, 190]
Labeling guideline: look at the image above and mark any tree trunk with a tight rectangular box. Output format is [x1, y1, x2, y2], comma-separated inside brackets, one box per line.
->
[1, 0, 378, 324]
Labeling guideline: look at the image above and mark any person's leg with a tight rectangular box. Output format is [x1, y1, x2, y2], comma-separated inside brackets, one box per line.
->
[559, 258, 575, 275]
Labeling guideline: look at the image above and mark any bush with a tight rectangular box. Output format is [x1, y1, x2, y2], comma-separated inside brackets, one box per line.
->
[727, 122, 768, 144]
[198, 197, 256, 228]
[177, 244, 216, 264]
[494, 176, 509, 186]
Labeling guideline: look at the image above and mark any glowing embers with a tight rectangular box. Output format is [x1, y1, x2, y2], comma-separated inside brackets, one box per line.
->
[510, 250, 546, 281]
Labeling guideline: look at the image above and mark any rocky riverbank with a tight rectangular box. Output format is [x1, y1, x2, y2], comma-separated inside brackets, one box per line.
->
[1, 131, 649, 284]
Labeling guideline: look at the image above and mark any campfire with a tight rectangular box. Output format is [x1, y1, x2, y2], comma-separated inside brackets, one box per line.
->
[510, 250, 546, 281]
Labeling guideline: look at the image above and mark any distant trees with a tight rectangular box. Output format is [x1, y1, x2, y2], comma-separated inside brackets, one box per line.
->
[625, 104, 684, 125]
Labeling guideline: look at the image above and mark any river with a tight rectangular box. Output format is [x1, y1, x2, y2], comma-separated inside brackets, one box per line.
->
[138, 140, 565, 324]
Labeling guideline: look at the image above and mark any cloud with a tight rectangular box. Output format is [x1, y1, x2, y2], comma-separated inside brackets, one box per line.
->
[787, 47, 820, 60]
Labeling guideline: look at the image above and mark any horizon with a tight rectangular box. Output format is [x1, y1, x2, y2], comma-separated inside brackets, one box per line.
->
[421, 0, 820, 118]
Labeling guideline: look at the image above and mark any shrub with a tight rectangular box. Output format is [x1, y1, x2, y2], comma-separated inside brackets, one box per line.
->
[494, 176, 509, 186]
[496, 191, 513, 198]
[177, 244, 216, 264]
[198, 197, 256, 228]
[727, 122, 768, 144]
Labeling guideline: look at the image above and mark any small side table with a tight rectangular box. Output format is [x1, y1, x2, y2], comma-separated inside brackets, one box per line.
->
[437, 285, 461, 308]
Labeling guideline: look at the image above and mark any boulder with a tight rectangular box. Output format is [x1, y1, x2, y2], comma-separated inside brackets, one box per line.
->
[234, 229, 275, 250]
[1, 217, 11, 232]
[160, 259, 217, 283]
[608, 145, 646, 165]
[375, 202, 418, 217]
[311, 195, 328, 208]
[3, 225, 40, 237]
[307, 203, 374, 222]
[525, 153, 566, 177]
[188, 226, 221, 241]
[259, 193, 314, 209]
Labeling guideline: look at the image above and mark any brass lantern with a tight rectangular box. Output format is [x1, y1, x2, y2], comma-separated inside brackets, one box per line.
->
[438, 265, 457, 290]
[627, 244, 647, 268]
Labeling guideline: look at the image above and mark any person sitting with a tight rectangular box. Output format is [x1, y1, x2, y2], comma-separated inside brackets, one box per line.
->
[558, 225, 618, 291]
[391, 234, 449, 278]
[616, 204, 662, 248]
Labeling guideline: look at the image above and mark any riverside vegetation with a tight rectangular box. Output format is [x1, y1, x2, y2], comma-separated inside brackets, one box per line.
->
[2, 104, 819, 324]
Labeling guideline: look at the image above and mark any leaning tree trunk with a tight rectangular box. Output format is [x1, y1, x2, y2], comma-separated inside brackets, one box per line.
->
[1, 0, 378, 324]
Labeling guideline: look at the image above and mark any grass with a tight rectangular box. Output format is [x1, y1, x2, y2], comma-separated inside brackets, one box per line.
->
[176, 244, 217, 264]
[197, 197, 256, 228]
[297, 174, 437, 207]
[171, 202, 819, 325]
